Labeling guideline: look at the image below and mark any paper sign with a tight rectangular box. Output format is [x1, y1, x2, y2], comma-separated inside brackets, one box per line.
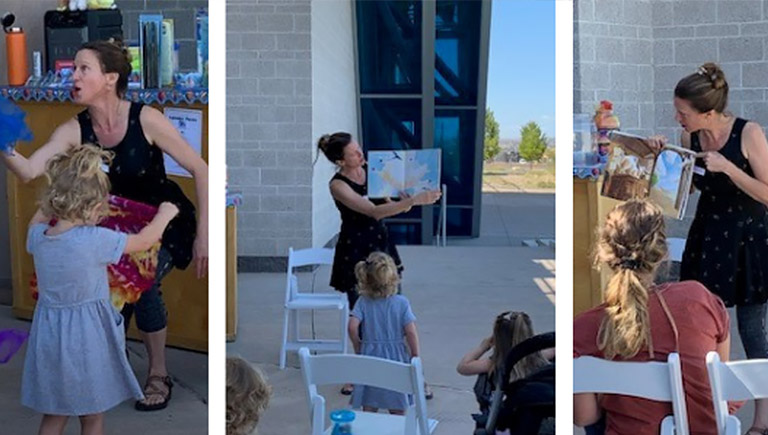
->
[163, 107, 202, 177]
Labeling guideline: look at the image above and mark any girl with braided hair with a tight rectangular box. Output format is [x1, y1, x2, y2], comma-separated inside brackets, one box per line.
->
[573, 199, 736, 434]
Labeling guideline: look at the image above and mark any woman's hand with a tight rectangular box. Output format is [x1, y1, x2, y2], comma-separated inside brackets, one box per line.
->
[699, 151, 734, 174]
[480, 336, 493, 351]
[646, 135, 667, 154]
[412, 190, 442, 206]
[193, 231, 208, 279]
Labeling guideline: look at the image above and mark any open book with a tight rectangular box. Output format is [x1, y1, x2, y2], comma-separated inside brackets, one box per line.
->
[367, 149, 442, 199]
[601, 131, 700, 219]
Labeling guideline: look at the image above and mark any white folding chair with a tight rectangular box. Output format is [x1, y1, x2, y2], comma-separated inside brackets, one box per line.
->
[279, 247, 348, 369]
[298, 347, 438, 435]
[707, 351, 768, 435]
[574, 353, 689, 435]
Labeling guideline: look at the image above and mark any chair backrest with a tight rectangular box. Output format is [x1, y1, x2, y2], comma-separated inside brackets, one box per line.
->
[285, 247, 335, 303]
[707, 351, 768, 434]
[299, 348, 429, 435]
[574, 353, 689, 435]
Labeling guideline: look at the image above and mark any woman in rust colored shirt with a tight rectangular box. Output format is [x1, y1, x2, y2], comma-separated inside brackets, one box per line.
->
[573, 199, 736, 435]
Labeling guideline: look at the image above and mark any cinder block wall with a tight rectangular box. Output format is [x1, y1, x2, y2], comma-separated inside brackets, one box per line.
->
[575, 0, 768, 141]
[227, 0, 314, 267]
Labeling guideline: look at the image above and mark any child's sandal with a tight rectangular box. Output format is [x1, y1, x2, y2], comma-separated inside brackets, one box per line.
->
[135, 375, 173, 411]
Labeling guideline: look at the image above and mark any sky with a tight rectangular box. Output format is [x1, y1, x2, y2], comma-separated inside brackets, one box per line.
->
[487, 0, 555, 140]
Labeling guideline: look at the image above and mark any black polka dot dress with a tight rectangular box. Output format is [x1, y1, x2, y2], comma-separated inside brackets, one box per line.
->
[329, 171, 403, 293]
[680, 118, 768, 307]
[77, 103, 196, 270]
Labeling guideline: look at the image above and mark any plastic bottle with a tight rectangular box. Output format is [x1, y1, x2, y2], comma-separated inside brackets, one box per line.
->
[6, 27, 28, 86]
[330, 409, 355, 434]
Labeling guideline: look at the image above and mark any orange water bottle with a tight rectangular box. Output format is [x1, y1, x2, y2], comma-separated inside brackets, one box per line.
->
[6, 27, 28, 86]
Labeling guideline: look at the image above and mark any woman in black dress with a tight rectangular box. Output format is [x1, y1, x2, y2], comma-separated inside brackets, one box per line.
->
[317, 132, 440, 395]
[650, 62, 768, 434]
[2, 40, 208, 412]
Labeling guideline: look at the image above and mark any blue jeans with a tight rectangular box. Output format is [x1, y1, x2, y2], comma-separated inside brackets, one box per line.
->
[120, 248, 174, 333]
[737, 302, 768, 359]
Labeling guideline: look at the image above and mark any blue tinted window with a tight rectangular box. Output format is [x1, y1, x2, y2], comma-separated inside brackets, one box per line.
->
[435, 109, 476, 206]
[357, 1, 422, 94]
[434, 206, 473, 237]
[361, 98, 422, 151]
[435, 0, 481, 105]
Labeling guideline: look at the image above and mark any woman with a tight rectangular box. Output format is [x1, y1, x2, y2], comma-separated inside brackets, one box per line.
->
[316, 132, 440, 396]
[573, 200, 734, 434]
[2, 40, 208, 411]
[649, 62, 768, 434]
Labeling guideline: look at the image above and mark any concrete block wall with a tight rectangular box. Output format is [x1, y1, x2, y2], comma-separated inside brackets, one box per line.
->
[574, 0, 655, 137]
[651, 0, 768, 141]
[575, 0, 768, 140]
[119, 0, 209, 71]
[227, 0, 314, 266]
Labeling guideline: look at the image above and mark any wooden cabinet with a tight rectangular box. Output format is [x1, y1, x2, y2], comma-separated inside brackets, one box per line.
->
[226, 205, 237, 341]
[8, 100, 209, 352]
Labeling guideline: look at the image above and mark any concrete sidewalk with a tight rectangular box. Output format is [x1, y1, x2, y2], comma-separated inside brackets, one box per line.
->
[227, 245, 556, 434]
[0, 306, 208, 434]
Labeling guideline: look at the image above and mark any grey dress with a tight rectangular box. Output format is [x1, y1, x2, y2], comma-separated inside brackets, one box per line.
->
[351, 294, 416, 411]
[21, 224, 143, 415]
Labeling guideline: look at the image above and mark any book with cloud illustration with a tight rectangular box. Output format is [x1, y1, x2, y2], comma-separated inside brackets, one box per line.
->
[367, 149, 441, 199]
[601, 131, 699, 219]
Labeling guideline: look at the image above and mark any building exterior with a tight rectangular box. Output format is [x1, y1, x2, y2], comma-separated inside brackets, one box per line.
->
[574, 0, 768, 140]
[228, 0, 491, 270]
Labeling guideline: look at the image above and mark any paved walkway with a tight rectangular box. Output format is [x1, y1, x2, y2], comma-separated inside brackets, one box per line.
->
[228, 244, 555, 434]
[0, 306, 209, 434]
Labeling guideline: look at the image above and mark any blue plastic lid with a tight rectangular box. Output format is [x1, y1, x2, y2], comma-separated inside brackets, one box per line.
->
[329, 409, 356, 423]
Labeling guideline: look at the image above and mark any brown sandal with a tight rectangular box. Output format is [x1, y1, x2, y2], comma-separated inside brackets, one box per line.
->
[135, 375, 173, 411]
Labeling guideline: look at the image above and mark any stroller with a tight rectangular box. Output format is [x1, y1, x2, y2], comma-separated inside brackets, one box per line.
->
[472, 331, 555, 435]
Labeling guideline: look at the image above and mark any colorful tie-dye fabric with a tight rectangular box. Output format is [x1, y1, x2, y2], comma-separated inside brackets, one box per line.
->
[0, 97, 32, 153]
[0, 328, 28, 364]
[30, 195, 161, 310]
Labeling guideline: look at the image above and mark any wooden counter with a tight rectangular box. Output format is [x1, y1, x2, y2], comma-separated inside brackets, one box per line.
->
[573, 177, 621, 316]
[226, 205, 237, 341]
[8, 100, 209, 353]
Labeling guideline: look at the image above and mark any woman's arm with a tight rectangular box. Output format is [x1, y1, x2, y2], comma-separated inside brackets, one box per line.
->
[404, 322, 420, 358]
[456, 337, 494, 376]
[2, 119, 78, 183]
[348, 316, 362, 354]
[141, 107, 209, 277]
[330, 180, 440, 221]
[574, 393, 601, 427]
[124, 202, 179, 254]
[703, 122, 768, 205]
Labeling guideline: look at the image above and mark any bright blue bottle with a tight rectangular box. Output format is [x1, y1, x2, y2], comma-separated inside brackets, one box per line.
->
[330, 409, 355, 434]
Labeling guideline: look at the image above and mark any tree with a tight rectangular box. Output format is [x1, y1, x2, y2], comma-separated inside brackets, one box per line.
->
[484, 108, 501, 162]
[518, 121, 547, 165]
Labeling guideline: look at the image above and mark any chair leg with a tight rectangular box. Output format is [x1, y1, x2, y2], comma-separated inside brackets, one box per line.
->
[294, 309, 301, 342]
[341, 304, 349, 355]
[280, 309, 290, 369]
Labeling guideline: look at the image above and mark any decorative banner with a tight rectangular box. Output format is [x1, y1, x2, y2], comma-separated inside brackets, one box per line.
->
[30, 195, 162, 311]
[1, 86, 208, 106]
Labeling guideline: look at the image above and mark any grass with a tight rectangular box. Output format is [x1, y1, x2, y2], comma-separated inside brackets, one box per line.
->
[482, 160, 556, 192]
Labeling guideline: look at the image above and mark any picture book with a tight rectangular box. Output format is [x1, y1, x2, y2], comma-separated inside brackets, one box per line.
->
[367, 149, 441, 199]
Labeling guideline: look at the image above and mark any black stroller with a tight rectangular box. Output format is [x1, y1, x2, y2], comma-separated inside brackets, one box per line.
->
[472, 331, 555, 435]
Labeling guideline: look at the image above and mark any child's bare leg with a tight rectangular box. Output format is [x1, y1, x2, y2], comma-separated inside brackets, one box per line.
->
[38, 415, 68, 435]
[362, 406, 379, 413]
[79, 413, 104, 435]
[388, 409, 405, 415]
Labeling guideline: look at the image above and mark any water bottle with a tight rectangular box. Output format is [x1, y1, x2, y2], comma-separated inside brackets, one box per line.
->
[3, 12, 28, 86]
[330, 409, 355, 434]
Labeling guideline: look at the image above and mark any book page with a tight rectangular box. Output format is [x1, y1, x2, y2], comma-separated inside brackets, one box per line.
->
[601, 140, 654, 201]
[368, 151, 406, 198]
[403, 149, 441, 196]
[649, 147, 696, 219]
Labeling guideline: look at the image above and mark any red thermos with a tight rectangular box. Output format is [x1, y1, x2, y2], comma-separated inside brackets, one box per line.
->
[6, 27, 28, 86]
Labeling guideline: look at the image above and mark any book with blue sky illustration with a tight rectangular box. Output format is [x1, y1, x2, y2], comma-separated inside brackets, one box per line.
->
[367, 149, 441, 199]
[602, 131, 699, 219]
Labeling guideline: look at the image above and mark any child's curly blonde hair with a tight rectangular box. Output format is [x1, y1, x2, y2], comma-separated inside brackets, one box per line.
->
[354, 252, 399, 299]
[226, 356, 272, 435]
[41, 144, 112, 222]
